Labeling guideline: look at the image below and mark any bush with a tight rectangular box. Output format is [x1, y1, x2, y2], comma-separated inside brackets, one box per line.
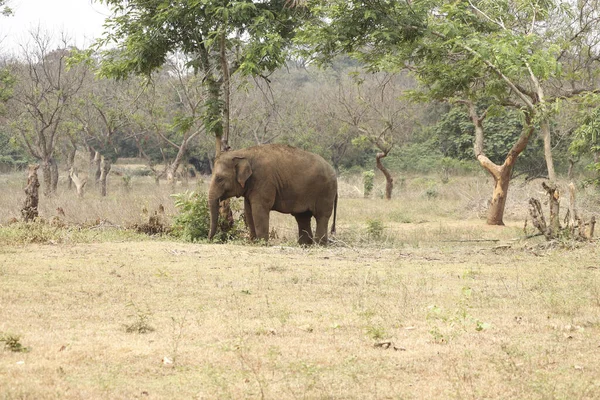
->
[366, 218, 384, 239]
[171, 191, 211, 242]
[171, 191, 246, 242]
[363, 170, 375, 198]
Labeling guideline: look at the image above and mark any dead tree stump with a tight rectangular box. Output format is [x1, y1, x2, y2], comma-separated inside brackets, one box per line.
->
[530, 181, 595, 241]
[21, 164, 40, 222]
[528, 198, 551, 239]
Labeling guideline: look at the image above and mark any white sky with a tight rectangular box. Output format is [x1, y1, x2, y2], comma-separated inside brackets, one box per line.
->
[0, 0, 110, 54]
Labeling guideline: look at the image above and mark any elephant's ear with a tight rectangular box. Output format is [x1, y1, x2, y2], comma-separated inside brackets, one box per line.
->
[234, 157, 252, 188]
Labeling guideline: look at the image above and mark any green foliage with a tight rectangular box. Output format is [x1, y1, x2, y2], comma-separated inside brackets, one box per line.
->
[171, 191, 212, 242]
[0, 129, 31, 170]
[362, 170, 375, 197]
[366, 218, 384, 239]
[0, 0, 12, 17]
[365, 325, 387, 341]
[570, 101, 600, 184]
[0, 221, 66, 244]
[97, 0, 310, 147]
[171, 191, 246, 242]
[426, 285, 491, 344]
[0, 67, 15, 106]
[124, 301, 155, 334]
[0, 333, 29, 353]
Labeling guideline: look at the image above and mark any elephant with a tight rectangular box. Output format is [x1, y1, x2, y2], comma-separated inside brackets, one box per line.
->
[208, 144, 338, 245]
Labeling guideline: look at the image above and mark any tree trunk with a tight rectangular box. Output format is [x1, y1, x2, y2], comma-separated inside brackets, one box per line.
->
[166, 164, 178, 186]
[220, 33, 231, 153]
[542, 182, 560, 236]
[568, 182, 577, 236]
[99, 156, 111, 197]
[41, 158, 53, 197]
[486, 165, 511, 225]
[66, 146, 76, 190]
[50, 157, 59, 193]
[568, 158, 575, 180]
[375, 152, 393, 200]
[466, 101, 535, 226]
[94, 151, 102, 186]
[69, 167, 87, 199]
[21, 164, 40, 222]
[540, 120, 556, 182]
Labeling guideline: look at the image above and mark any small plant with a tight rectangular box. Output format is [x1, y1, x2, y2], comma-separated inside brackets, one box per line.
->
[171, 191, 211, 241]
[0, 220, 64, 245]
[363, 170, 375, 198]
[171, 191, 246, 242]
[366, 218, 384, 239]
[124, 302, 155, 334]
[122, 174, 132, 191]
[365, 325, 387, 340]
[1, 333, 30, 352]
[425, 186, 439, 199]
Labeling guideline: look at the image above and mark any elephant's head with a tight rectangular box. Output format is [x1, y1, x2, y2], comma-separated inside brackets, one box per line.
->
[208, 154, 252, 239]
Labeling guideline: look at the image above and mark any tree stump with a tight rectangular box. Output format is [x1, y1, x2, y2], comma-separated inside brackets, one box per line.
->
[21, 164, 40, 222]
[530, 181, 595, 241]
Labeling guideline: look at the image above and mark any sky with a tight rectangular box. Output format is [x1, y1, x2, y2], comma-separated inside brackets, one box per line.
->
[0, 0, 110, 54]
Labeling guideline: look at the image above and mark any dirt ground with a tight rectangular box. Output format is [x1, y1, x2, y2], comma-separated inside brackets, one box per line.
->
[1, 238, 599, 399]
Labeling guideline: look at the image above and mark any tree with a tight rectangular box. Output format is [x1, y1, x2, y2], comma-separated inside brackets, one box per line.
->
[326, 71, 418, 199]
[95, 0, 308, 157]
[1, 0, 12, 16]
[300, 0, 600, 225]
[9, 30, 87, 195]
[75, 74, 131, 196]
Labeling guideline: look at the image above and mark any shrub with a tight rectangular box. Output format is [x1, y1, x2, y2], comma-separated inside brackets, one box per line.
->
[366, 218, 384, 239]
[0, 333, 30, 353]
[171, 191, 246, 242]
[171, 191, 211, 242]
[363, 170, 375, 198]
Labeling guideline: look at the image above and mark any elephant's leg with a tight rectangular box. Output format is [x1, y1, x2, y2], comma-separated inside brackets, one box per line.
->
[244, 198, 256, 240]
[314, 216, 330, 245]
[250, 202, 271, 242]
[294, 211, 313, 245]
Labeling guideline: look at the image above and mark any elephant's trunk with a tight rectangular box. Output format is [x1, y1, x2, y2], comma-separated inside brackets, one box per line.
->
[208, 192, 220, 240]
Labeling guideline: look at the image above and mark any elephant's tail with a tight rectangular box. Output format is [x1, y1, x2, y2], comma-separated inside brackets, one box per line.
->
[330, 192, 338, 236]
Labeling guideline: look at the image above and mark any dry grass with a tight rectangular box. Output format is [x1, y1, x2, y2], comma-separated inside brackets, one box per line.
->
[1, 170, 600, 399]
[1, 241, 600, 399]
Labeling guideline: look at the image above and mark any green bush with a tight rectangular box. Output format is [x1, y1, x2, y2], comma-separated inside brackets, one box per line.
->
[363, 170, 375, 198]
[366, 218, 384, 239]
[171, 191, 246, 242]
[171, 191, 211, 242]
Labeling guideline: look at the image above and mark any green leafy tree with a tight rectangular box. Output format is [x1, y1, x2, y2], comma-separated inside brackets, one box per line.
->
[570, 93, 600, 184]
[1, 0, 12, 16]
[300, 0, 600, 225]
[95, 0, 309, 157]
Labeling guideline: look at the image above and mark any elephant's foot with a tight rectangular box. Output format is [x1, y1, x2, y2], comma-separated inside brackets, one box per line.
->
[297, 232, 314, 246]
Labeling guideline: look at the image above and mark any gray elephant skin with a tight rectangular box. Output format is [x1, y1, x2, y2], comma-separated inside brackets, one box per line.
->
[208, 144, 338, 245]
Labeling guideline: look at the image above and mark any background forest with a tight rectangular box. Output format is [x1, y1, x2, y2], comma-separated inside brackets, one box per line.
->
[0, 0, 599, 227]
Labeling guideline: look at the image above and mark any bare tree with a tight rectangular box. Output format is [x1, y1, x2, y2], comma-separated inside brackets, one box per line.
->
[9, 30, 87, 196]
[328, 72, 417, 199]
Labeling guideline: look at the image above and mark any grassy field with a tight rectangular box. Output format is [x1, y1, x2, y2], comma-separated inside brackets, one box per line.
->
[1, 170, 599, 399]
